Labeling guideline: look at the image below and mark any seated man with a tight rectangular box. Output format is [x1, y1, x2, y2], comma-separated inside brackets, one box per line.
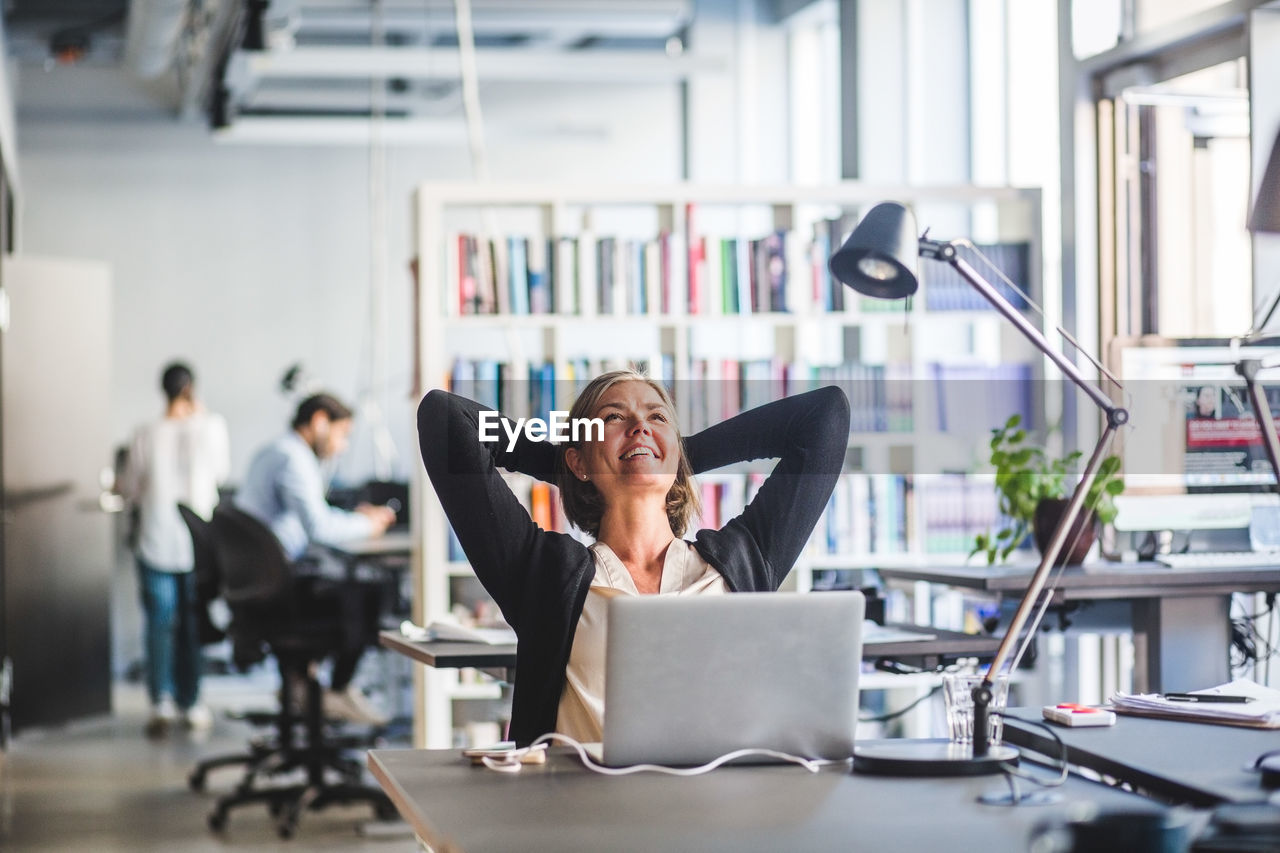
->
[236, 392, 396, 725]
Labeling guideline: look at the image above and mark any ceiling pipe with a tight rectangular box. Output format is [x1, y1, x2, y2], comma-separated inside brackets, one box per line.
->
[122, 0, 190, 78]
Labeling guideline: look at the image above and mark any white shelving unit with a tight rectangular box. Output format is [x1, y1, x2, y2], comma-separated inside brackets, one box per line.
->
[410, 182, 1044, 747]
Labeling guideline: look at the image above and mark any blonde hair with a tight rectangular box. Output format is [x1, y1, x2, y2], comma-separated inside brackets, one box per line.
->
[557, 368, 700, 538]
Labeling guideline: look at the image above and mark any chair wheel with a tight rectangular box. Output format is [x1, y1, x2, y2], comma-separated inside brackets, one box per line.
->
[208, 809, 227, 832]
[268, 799, 284, 817]
[188, 770, 206, 792]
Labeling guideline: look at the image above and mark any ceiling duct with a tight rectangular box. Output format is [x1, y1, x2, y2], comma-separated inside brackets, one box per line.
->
[122, 0, 190, 77]
[211, 0, 702, 134]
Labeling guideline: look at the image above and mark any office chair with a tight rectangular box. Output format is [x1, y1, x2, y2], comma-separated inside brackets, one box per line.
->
[177, 504, 280, 793]
[203, 504, 394, 838]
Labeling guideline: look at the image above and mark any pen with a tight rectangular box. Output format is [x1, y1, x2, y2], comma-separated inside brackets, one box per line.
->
[1162, 693, 1254, 703]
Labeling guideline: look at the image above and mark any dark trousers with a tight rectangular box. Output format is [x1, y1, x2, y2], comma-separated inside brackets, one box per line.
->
[293, 571, 388, 690]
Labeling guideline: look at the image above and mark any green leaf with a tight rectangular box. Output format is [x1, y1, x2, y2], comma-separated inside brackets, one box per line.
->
[1005, 414, 1022, 429]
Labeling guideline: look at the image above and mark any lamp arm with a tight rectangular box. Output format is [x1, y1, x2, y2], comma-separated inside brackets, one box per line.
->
[970, 420, 1120, 756]
[1236, 359, 1280, 490]
[921, 237, 1131, 759]
[921, 238, 1126, 423]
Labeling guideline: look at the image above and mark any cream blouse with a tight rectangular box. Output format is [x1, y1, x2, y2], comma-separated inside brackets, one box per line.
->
[555, 539, 728, 742]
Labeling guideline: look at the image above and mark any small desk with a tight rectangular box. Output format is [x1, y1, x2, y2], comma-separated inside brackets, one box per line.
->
[380, 632, 517, 683]
[1002, 709, 1276, 807]
[379, 624, 1004, 675]
[368, 746, 1161, 853]
[877, 561, 1280, 692]
[325, 530, 414, 561]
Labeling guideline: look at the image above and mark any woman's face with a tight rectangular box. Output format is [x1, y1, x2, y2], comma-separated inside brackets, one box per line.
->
[569, 380, 679, 500]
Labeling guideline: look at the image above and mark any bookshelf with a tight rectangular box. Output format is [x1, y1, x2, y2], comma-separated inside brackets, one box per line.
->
[410, 183, 1044, 747]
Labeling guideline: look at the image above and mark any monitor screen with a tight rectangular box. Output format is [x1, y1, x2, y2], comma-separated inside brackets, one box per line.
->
[1118, 338, 1280, 492]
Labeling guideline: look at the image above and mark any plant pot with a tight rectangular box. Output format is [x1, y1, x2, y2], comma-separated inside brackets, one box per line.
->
[1032, 498, 1098, 566]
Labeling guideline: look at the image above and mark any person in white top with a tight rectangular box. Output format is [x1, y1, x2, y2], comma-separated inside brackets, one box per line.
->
[119, 362, 230, 737]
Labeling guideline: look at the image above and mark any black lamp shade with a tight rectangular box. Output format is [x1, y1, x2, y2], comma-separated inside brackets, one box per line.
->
[1252, 127, 1280, 234]
[828, 201, 921, 300]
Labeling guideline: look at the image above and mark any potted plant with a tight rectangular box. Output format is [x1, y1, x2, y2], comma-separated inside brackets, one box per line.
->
[971, 414, 1124, 565]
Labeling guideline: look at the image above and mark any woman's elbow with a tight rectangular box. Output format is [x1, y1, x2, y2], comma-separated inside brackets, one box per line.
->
[419, 388, 449, 419]
[814, 385, 851, 435]
[417, 390, 455, 471]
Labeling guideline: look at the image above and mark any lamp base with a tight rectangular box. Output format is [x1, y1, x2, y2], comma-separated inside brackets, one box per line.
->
[852, 739, 1018, 777]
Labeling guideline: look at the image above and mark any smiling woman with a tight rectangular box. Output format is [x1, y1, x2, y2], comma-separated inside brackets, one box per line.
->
[558, 371, 700, 548]
[417, 369, 849, 745]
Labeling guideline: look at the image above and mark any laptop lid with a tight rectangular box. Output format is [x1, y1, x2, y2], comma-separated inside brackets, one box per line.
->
[601, 590, 864, 767]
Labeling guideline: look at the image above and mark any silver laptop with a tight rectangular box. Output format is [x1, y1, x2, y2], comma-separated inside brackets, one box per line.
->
[599, 590, 864, 767]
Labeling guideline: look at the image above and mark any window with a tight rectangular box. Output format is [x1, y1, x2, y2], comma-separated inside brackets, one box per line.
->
[1101, 60, 1253, 338]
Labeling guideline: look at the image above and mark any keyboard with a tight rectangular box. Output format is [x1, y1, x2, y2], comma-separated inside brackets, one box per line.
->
[1154, 551, 1280, 569]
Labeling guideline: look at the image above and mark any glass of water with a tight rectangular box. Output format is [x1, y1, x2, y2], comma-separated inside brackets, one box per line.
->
[942, 672, 1010, 745]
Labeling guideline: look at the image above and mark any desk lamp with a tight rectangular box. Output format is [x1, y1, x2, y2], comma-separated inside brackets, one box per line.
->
[830, 202, 1130, 775]
[1232, 127, 1280, 788]
[1233, 128, 1280, 481]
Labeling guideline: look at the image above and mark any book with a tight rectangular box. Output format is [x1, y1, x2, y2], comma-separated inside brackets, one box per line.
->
[530, 481, 553, 531]
[507, 236, 530, 315]
[553, 236, 578, 315]
[527, 236, 550, 314]
[419, 620, 518, 646]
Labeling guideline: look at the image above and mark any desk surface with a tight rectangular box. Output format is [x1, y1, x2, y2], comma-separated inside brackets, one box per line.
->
[1003, 709, 1275, 806]
[380, 632, 517, 669]
[379, 624, 1003, 671]
[877, 561, 1280, 600]
[368, 746, 1160, 853]
[325, 530, 414, 559]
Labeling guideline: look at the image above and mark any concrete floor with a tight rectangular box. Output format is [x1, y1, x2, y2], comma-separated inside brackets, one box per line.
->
[0, 678, 419, 852]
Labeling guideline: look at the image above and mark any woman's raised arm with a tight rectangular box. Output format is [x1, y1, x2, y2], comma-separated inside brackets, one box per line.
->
[684, 386, 850, 589]
[417, 389, 561, 626]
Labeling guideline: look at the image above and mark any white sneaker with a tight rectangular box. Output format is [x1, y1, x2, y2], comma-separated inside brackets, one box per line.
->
[322, 686, 389, 726]
[145, 697, 178, 739]
[181, 704, 213, 732]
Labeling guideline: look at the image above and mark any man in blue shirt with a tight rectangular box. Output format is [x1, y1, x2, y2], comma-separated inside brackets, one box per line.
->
[237, 393, 395, 725]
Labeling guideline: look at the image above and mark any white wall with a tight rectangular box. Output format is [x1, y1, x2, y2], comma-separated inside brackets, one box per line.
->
[13, 72, 690, 484]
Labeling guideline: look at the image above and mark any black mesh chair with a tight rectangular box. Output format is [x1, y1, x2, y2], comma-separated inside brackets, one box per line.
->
[177, 504, 280, 793]
[203, 504, 393, 838]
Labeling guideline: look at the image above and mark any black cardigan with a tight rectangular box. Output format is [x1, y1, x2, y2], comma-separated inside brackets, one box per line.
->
[417, 385, 850, 745]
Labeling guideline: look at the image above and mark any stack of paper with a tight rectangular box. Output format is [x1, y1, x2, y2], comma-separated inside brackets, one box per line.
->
[400, 619, 517, 646]
[1109, 678, 1280, 728]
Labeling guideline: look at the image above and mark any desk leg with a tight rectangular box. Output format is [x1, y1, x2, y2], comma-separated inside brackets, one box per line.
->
[1131, 596, 1230, 693]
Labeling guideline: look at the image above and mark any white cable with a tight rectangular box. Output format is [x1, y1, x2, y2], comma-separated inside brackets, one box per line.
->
[453, 0, 490, 182]
[480, 732, 841, 777]
[363, 0, 396, 481]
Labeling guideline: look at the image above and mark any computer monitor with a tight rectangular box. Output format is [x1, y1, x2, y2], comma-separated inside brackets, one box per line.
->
[327, 479, 411, 530]
[1114, 337, 1280, 533]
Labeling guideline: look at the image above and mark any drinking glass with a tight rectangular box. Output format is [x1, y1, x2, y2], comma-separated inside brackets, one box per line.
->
[943, 672, 1010, 745]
